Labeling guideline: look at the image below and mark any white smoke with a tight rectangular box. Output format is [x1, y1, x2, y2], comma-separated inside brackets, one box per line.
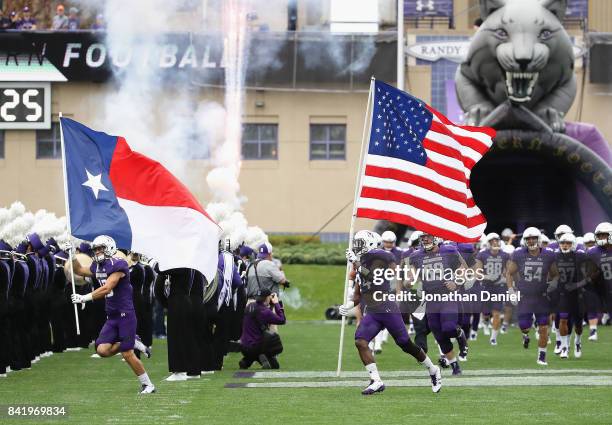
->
[0, 202, 68, 248]
[68, 0, 269, 252]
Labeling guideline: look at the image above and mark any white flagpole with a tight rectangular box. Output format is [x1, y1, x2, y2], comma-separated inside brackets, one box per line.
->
[336, 77, 375, 377]
[58, 112, 81, 335]
[397, 0, 405, 91]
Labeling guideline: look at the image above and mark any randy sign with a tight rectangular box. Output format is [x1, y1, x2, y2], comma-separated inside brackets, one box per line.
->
[407, 39, 585, 63]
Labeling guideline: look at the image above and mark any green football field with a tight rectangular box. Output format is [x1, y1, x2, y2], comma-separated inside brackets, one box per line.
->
[2, 265, 612, 424]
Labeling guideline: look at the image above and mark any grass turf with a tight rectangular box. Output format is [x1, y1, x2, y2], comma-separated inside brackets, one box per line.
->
[1, 323, 611, 425]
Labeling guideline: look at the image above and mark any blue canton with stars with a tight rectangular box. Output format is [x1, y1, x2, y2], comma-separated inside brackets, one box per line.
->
[368, 80, 433, 166]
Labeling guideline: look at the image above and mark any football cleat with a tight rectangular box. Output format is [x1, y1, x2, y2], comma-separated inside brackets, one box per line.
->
[560, 347, 568, 359]
[258, 354, 272, 369]
[554, 341, 562, 355]
[469, 330, 478, 341]
[500, 324, 508, 334]
[588, 329, 598, 341]
[450, 361, 462, 376]
[430, 366, 442, 393]
[574, 343, 582, 358]
[522, 334, 530, 349]
[438, 355, 449, 368]
[361, 380, 385, 395]
[490, 338, 497, 346]
[458, 348, 468, 362]
[537, 351, 548, 366]
[139, 384, 156, 394]
[483, 325, 491, 336]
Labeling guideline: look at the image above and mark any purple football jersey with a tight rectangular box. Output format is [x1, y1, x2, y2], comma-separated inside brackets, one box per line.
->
[409, 245, 462, 294]
[357, 248, 397, 312]
[510, 247, 556, 295]
[476, 249, 509, 285]
[555, 250, 586, 287]
[90, 258, 133, 314]
[587, 246, 612, 286]
[384, 246, 404, 264]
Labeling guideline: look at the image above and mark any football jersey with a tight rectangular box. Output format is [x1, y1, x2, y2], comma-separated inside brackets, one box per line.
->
[555, 250, 586, 290]
[357, 249, 397, 311]
[510, 247, 556, 296]
[587, 246, 612, 287]
[90, 257, 133, 314]
[476, 249, 509, 285]
[409, 245, 462, 294]
[384, 246, 404, 264]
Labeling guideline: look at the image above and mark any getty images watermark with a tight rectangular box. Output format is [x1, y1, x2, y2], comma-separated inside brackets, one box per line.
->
[370, 266, 522, 303]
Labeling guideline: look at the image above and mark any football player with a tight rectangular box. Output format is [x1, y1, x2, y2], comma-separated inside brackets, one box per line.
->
[583, 233, 596, 250]
[70, 235, 155, 394]
[506, 227, 559, 365]
[474, 233, 510, 345]
[585, 222, 612, 337]
[549, 225, 586, 252]
[554, 233, 589, 358]
[408, 233, 469, 375]
[339, 230, 441, 395]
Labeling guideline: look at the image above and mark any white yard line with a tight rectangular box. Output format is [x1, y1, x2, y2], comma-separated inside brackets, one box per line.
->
[233, 375, 612, 388]
[238, 369, 612, 379]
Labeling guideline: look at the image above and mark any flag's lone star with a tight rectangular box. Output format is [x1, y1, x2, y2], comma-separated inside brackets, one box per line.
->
[82, 169, 108, 199]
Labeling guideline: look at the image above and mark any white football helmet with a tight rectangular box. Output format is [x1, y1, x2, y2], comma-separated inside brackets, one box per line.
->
[352, 230, 380, 256]
[485, 232, 501, 251]
[91, 235, 117, 263]
[554, 224, 573, 241]
[408, 231, 423, 248]
[501, 228, 514, 240]
[381, 230, 397, 244]
[521, 227, 542, 249]
[419, 232, 442, 251]
[541, 234, 550, 246]
[594, 222, 612, 247]
[583, 232, 596, 246]
[558, 233, 577, 253]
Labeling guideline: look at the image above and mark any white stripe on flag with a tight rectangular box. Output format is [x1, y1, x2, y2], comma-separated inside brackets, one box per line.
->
[366, 154, 468, 195]
[426, 130, 483, 163]
[356, 197, 485, 239]
[431, 115, 494, 147]
[118, 198, 221, 282]
[361, 175, 482, 218]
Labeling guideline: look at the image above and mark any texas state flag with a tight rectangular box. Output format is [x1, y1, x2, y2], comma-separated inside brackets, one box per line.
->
[60, 117, 221, 282]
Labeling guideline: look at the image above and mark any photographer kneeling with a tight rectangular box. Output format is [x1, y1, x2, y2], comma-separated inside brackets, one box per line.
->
[239, 289, 285, 369]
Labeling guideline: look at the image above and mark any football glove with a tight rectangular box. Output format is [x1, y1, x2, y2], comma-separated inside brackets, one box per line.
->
[345, 249, 358, 263]
[71, 293, 93, 304]
[338, 300, 355, 317]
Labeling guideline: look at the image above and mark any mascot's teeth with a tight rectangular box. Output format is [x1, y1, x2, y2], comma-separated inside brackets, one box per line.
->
[505, 71, 539, 101]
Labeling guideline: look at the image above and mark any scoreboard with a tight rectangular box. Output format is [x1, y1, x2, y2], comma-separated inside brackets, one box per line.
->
[0, 82, 51, 130]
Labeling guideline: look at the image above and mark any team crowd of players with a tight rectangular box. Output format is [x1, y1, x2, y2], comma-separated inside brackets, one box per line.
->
[340, 222, 612, 395]
[0, 232, 287, 393]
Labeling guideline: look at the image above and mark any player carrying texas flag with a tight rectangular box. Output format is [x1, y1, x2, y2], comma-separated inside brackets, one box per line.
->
[70, 235, 155, 394]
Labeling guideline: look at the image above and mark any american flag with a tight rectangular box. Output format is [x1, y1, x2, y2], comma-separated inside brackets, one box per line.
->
[356, 80, 495, 242]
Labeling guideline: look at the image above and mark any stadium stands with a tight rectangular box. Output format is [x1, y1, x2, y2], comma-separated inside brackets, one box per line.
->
[404, 0, 454, 29]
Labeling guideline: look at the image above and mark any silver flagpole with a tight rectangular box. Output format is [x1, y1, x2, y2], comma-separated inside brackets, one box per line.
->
[58, 112, 81, 335]
[336, 77, 375, 377]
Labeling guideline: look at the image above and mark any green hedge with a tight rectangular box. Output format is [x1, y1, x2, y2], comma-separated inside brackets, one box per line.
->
[269, 234, 321, 246]
[275, 242, 346, 265]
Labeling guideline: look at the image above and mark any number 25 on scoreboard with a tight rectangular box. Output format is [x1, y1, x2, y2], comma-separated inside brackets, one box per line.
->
[0, 82, 51, 130]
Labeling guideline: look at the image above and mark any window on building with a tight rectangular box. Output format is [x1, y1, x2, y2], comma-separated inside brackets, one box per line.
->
[242, 124, 278, 160]
[310, 124, 346, 160]
[36, 123, 62, 159]
[0, 131, 4, 159]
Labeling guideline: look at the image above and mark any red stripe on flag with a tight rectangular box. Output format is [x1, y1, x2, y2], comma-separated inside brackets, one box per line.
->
[359, 186, 486, 227]
[424, 158, 466, 182]
[423, 138, 476, 169]
[356, 208, 483, 243]
[109, 137, 216, 224]
[429, 121, 490, 156]
[364, 164, 468, 204]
